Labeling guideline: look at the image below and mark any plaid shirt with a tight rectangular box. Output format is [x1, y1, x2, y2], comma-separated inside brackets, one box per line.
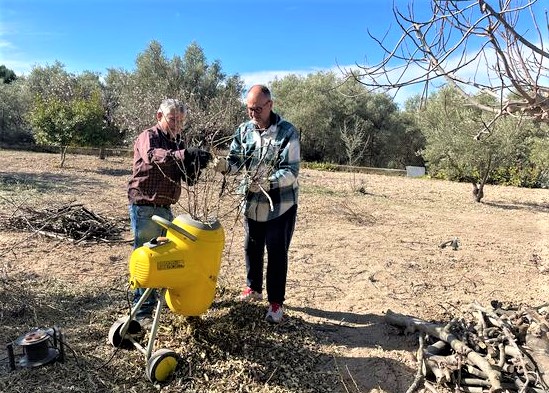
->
[226, 113, 300, 222]
[128, 125, 187, 206]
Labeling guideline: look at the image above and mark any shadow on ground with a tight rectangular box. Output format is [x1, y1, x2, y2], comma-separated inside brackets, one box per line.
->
[288, 305, 418, 392]
[0, 171, 107, 194]
[483, 200, 549, 213]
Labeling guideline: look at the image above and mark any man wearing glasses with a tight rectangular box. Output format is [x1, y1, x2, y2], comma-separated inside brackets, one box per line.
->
[215, 85, 300, 323]
[128, 98, 211, 322]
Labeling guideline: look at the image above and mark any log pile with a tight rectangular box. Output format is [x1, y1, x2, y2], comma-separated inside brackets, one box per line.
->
[1, 202, 127, 244]
[386, 302, 549, 392]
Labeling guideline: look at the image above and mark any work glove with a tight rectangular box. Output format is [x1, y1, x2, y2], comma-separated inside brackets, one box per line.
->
[180, 148, 211, 186]
[212, 157, 229, 174]
[182, 162, 198, 186]
[248, 178, 271, 193]
[184, 147, 212, 169]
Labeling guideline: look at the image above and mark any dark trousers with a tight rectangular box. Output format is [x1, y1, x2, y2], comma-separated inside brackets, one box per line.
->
[244, 204, 297, 305]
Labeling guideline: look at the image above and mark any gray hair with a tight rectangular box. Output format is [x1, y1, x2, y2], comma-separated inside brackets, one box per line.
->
[158, 98, 187, 116]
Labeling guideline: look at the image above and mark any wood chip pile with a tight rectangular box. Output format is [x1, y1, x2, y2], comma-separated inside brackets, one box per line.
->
[0, 276, 339, 393]
[386, 302, 549, 392]
[0, 202, 126, 243]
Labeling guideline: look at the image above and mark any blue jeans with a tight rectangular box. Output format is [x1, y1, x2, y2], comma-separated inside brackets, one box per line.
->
[129, 204, 174, 249]
[244, 204, 297, 305]
[129, 204, 174, 316]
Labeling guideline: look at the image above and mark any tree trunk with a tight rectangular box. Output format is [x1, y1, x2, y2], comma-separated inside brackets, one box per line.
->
[472, 154, 493, 202]
[472, 182, 484, 202]
[59, 146, 67, 168]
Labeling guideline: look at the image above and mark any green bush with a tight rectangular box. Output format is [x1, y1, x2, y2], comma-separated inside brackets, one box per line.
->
[490, 165, 544, 188]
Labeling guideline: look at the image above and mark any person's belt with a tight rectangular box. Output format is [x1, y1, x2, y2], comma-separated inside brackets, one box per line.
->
[134, 202, 170, 209]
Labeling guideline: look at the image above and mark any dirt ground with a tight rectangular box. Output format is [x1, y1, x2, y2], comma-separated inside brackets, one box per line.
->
[0, 150, 548, 392]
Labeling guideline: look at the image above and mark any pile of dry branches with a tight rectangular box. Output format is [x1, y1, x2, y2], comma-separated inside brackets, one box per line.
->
[0, 202, 126, 244]
[386, 302, 549, 392]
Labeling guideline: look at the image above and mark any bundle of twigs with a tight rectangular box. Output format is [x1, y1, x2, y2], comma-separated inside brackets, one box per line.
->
[1, 202, 126, 244]
[386, 302, 549, 393]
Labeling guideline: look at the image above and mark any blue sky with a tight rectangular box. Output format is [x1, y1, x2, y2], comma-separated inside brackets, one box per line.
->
[0, 1, 413, 88]
[0, 0, 546, 105]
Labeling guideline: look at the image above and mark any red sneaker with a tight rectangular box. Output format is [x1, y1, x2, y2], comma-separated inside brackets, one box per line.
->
[265, 302, 283, 323]
[240, 287, 263, 302]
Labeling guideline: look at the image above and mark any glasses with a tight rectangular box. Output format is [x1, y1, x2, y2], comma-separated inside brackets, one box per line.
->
[247, 100, 271, 114]
[165, 116, 184, 123]
[163, 114, 185, 124]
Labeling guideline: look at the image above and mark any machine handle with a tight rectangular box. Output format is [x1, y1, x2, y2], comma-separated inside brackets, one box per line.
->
[152, 215, 197, 242]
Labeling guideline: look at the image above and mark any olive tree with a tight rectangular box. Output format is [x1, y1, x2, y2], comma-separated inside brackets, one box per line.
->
[107, 41, 245, 148]
[271, 72, 342, 162]
[0, 65, 17, 84]
[417, 86, 544, 201]
[271, 72, 421, 168]
[26, 63, 110, 166]
[0, 78, 32, 144]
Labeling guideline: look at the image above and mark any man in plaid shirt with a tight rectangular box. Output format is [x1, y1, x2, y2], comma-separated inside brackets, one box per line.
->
[128, 98, 211, 320]
[215, 85, 300, 323]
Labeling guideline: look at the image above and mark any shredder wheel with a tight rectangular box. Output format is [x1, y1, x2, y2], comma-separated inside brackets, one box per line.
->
[108, 317, 142, 348]
[146, 348, 179, 383]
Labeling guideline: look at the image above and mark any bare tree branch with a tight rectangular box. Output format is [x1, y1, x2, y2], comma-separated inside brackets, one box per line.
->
[347, 0, 548, 129]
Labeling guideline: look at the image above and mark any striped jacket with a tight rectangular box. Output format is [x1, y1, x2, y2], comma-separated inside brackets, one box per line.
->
[226, 112, 300, 222]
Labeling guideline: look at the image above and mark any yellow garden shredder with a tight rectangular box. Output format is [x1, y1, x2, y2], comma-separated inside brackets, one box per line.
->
[108, 213, 224, 383]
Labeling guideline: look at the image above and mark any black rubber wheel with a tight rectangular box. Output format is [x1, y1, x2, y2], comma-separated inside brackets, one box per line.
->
[108, 317, 142, 349]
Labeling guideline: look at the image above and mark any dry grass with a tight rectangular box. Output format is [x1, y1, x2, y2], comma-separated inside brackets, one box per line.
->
[0, 274, 338, 392]
[0, 150, 339, 393]
[0, 149, 548, 392]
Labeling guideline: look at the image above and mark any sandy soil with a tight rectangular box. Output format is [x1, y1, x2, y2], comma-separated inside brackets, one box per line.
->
[0, 150, 548, 392]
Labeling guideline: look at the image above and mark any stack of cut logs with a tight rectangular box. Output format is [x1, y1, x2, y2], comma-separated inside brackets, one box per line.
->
[386, 302, 549, 392]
